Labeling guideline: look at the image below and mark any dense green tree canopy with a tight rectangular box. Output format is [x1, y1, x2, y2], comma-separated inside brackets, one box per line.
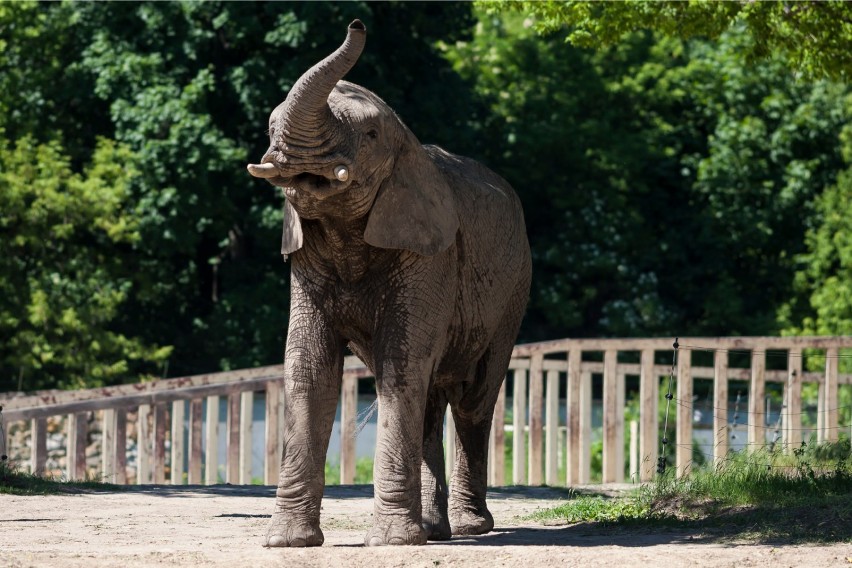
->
[488, 0, 852, 79]
[1, 2, 850, 391]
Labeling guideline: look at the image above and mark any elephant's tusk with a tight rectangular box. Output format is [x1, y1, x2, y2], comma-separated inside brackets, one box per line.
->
[247, 162, 280, 178]
[334, 165, 349, 182]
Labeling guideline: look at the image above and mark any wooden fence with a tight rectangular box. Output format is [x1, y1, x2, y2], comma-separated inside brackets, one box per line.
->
[2, 336, 851, 486]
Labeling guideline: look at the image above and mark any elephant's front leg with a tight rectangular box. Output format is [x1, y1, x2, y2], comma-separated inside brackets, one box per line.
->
[265, 304, 343, 547]
[365, 356, 432, 546]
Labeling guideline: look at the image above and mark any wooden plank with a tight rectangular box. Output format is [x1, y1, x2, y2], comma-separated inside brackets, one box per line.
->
[188, 399, 203, 484]
[153, 403, 167, 484]
[239, 391, 253, 485]
[31, 417, 47, 475]
[137, 404, 151, 484]
[566, 349, 581, 485]
[817, 380, 826, 443]
[339, 374, 357, 485]
[578, 371, 592, 484]
[512, 368, 527, 485]
[713, 348, 728, 467]
[4, 365, 288, 411]
[4, 376, 283, 423]
[114, 408, 127, 485]
[639, 349, 657, 482]
[602, 349, 618, 483]
[675, 347, 693, 478]
[102, 409, 115, 483]
[785, 348, 803, 449]
[170, 400, 185, 485]
[226, 392, 240, 484]
[629, 420, 639, 482]
[489, 380, 506, 486]
[265, 382, 282, 485]
[825, 347, 839, 442]
[205, 395, 220, 485]
[528, 354, 544, 486]
[545, 369, 559, 486]
[748, 345, 766, 449]
[66, 412, 87, 481]
[445, 408, 456, 483]
[615, 371, 625, 483]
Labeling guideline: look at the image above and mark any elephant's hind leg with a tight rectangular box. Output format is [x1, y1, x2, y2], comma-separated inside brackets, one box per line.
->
[420, 387, 451, 540]
[449, 300, 526, 536]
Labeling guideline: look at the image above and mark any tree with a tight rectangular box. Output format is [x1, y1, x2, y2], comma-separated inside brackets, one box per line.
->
[0, 136, 171, 391]
[487, 0, 852, 80]
[444, 12, 851, 340]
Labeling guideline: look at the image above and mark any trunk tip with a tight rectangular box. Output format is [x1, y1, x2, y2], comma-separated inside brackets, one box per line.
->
[349, 19, 366, 32]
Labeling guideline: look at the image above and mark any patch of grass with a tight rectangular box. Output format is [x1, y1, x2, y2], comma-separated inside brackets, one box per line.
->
[0, 460, 120, 495]
[324, 457, 374, 485]
[528, 440, 852, 543]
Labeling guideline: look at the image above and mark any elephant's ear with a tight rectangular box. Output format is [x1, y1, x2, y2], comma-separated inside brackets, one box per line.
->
[281, 198, 303, 260]
[364, 146, 458, 256]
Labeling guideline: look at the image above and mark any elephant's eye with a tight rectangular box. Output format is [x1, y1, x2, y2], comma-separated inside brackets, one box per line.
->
[366, 129, 378, 140]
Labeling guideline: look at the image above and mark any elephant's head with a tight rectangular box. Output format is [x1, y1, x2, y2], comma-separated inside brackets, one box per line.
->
[247, 20, 458, 258]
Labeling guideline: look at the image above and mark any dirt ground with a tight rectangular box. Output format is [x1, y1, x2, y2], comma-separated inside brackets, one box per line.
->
[1, 484, 850, 567]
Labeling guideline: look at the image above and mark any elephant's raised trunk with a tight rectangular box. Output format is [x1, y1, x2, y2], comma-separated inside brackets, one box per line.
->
[285, 20, 366, 135]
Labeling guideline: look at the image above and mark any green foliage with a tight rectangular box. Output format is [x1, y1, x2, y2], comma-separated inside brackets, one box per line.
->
[444, 12, 851, 340]
[487, 0, 852, 80]
[529, 492, 650, 524]
[0, 136, 171, 390]
[325, 457, 374, 485]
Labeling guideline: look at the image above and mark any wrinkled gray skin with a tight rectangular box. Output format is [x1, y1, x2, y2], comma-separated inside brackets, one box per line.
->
[248, 20, 531, 547]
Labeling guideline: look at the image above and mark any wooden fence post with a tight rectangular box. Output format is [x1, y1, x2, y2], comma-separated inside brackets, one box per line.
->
[528, 354, 544, 485]
[171, 400, 185, 485]
[445, 409, 456, 483]
[676, 348, 693, 477]
[785, 348, 803, 450]
[566, 349, 581, 485]
[713, 349, 728, 467]
[265, 382, 282, 486]
[340, 374, 357, 485]
[114, 408, 127, 484]
[102, 409, 115, 483]
[226, 392, 240, 484]
[629, 420, 638, 482]
[188, 399, 203, 484]
[239, 391, 253, 485]
[137, 404, 151, 484]
[639, 349, 657, 482]
[602, 349, 618, 483]
[748, 344, 766, 449]
[489, 380, 506, 486]
[67, 412, 87, 480]
[153, 403, 167, 484]
[579, 371, 592, 484]
[512, 368, 527, 485]
[205, 395, 220, 485]
[545, 369, 560, 486]
[31, 417, 47, 476]
[825, 347, 839, 442]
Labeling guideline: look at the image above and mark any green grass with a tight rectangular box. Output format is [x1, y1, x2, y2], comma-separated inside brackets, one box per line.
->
[0, 460, 120, 495]
[324, 456, 375, 485]
[527, 440, 852, 543]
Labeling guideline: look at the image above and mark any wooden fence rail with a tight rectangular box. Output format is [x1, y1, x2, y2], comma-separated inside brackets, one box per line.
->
[2, 336, 852, 486]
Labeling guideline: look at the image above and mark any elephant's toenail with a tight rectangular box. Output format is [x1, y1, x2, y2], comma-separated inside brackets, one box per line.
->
[290, 537, 306, 547]
[265, 535, 286, 548]
[368, 536, 384, 547]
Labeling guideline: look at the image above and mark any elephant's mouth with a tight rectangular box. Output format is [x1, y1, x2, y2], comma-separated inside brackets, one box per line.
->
[271, 171, 349, 200]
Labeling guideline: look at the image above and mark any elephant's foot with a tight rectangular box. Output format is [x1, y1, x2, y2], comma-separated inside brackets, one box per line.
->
[421, 513, 452, 541]
[449, 503, 494, 536]
[264, 515, 324, 547]
[364, 517, 428, 546]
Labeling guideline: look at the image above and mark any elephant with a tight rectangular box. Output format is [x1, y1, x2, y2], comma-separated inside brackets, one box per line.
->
[247, 19, 531, 547]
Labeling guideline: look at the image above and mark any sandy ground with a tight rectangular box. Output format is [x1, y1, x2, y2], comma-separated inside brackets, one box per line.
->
[1, 484, 850, 567]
